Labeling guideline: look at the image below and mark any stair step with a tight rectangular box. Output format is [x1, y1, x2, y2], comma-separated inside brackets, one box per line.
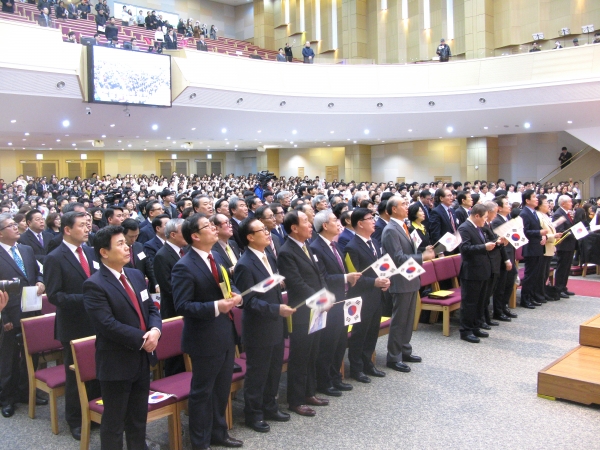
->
[580, 313, 600, 348]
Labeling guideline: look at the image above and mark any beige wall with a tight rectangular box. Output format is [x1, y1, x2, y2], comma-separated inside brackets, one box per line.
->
[278, 146, 346, 179]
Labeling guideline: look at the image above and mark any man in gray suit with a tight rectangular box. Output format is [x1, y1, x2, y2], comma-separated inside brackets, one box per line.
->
[381, 196, 434, 372]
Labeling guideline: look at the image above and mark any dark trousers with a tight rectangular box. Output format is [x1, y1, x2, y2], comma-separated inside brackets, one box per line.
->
[244, 342, 284, 421]
[287, 320, 319, 407]
[521, 255, 545, 303]
[316, 304, 347, 390]
[189, 347, 234, 448]
[348, 299, 382, 375]
[555, 249, 575, 292]
[62, 342, 101, 429]
[459, 278, 488, 335]
[493, 266, 516, 314]
[99, 356, 149, 450]
[0, 327, 29, 406]
[483, 272, 499, 323]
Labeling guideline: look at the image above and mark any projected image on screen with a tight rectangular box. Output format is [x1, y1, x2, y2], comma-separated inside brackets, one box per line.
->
[90, 46, 171, 107]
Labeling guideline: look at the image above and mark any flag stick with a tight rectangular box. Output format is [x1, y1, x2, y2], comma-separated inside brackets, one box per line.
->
[239, 288, 253, 297]
[553, 230, 571, 246]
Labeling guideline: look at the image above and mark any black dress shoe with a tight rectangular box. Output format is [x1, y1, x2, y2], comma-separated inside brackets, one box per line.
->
[402, 354, 422, 363]
[559, 292, 569, 299]
[493, 314, 511, 322]
[17, 396, 48, 406]
[385, 361, 411, 373]
[70, 426, 82, 441]
[520, 302, 535, 309]
[460, 334, 480, 343]
[538, 298, 547, 304]
[564, 290, 575, 296]
[487, 321, 499, 326]
[264, 410, 290, 422]
[546, 296, 559, 301]
[530, 299, 542, 306]
[317, 387, 342, 397]
[351, 372, 371, 383]
[245, 419, 270, 433]
[504, 309, 518, 318]
[473, 330, 489, 338]
[364, 367, 386, 377]
[480, 323, 491, 330]
[1, 404, 14, 418]
[332, 381, 353, 391]
[211, 437, 243, 448]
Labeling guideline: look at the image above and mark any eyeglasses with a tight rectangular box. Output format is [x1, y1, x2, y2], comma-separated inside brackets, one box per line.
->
[0, 222, 18, 231]
[359, 217, 375, 222]
[250, 227, 270, 235]
[197, 223, 215, 232]
[219, 221, 231, 227]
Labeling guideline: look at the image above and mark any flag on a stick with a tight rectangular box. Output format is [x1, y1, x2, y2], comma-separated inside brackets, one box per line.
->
[344, 297, 362, 325]
[397, 257, 425, 281]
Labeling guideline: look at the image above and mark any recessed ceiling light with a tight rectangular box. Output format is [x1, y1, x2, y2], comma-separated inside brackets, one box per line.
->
[110, 124, 115, 127]
[128, 144, 132, 147]
[117, 140, 122, 143]
[364, 129, 370, 135]
[484, 126, 488, 129]
[328, 103, 334, 108]
[172, 141, 176, 144]
[152, 124, 158, 130]
[292, 130, 297, 134]
[166, 136, 171, 139]
[191, 127, 196, 130]
[49, 148, 52, 150]
[327, 144, 330, 147]
[189, 93, 196, 100]
[7, 142, 12, 146]
[221, 128, 227, 133]
[280, 101, 286, 107]
[22, 139, 26, 141]
[62, 120, 70, 127]
[330, 131, 334, 134]
[258, 130, 262, 133]
[479, 98, 486, 103]
[353, 140, 357, 143]
[56, 139, 61, 142]
[447, 126, 453, 133]
[567, 121, 572, 124]
[290, 141, 294, 144]
[237, 98, 243, 104]
[428, 101, 435, 106]
[10, 119, 16, 123]
[42, 143, 45, 146]
[234, 145, 238, 148]
[71, 143, 76, 146]
[347, 139, 350, 141]
[524, 122, 531, 128]
[56, 81, 65, 90]
[24, 132, 29, 136]
[294, 144, 297, 147]
[377, 102, 383, 108]
[408, 129, 412, 132]
[470, 135, 474, 137]
[101, 135, 106, 138]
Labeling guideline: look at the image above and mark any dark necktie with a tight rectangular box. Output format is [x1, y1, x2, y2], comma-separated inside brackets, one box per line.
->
[37, 233, 44, 246]
[129, 245, 134, 266]
[76, 247, 91, 278]
[477, 227, 486, 243]
[330, 242, 344, 271]
[207, 254, 220, 285]
[448, 209, 457, 232]
[119, 274, 146, 330]
[179, 249, 184, 258]
[366, 240, 376, 257]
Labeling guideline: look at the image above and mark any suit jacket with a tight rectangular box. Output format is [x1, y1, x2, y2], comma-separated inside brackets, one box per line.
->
[44, 243, 97, 342]
[125, 242, 158, 293]
[482, 222, 507, 274]
[0, 244, 44, 328]
[153, 242, 182, 319]
[172, 249, 239, 357]
[233, 249, 283, 347]
[164, 34, 177, 49]
[337, 228, 355, 255]
[18, 229, 53, 264]
[553, 207, 577, 252]
[83, 265, 161, 381]
[381, 220, 423, 294]
[372, 218, 388, 248]
[212, 240, 241, 273]
[457, 221, 492, 280]
[137, 224, 156, 244]
[520, 207, 544, 257]
[196, 40, 208, 51]
[37, 13, 53, 27]
[46, 232, 64, 254]
[265, 231, 281, 260]
[230, 219, 245, 250]
[344, 235, 383, 311]
[453, 206, 469, 226]
[142, 235, 163, 262]
[429, 204, 459, 246]
[271, 227, 286, 246]
[310, 236, 347, 303]
[491, 215, 515, 264]
[277, 238, 325, 325]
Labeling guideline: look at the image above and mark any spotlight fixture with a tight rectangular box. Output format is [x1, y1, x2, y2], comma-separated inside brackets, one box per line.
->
[237, 98, 244, 104]
[62, 120, 70, 127]
[56, 81, 65, 90]
[280, 101, 286, 107]
[364, 129, 370, 135]
[328, 103, 334, 108]
[428, 101, 435, 106]
[189, 93, 196, 100]
[447, 126, 453, 133]
[152, 124, 158, 130]
[479, 98, 486, 103]
[524, 122, 531, 129]
[377, 102, 383, 108]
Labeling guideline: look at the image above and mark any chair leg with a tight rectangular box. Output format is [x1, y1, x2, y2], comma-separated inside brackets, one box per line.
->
[50, 389, 60, 435]
[80, 419, 91, 450]
[509, 284, 517, 309]
[429, 311, 439, 324]
[442, 307, 450, 337]
[582, 264, 587, 277]
[28, 381, 36, 419]
[226, 394, 233, 430]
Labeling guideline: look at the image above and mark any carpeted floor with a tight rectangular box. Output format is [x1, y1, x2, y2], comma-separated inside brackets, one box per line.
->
[563, 278, 600, 297]
[2, 277, 600, 450]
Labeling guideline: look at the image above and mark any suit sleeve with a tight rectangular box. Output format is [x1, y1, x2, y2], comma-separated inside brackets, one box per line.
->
[458, 226, 487, 256]
[428, 209, 442, 244]
[172, 261, 219, 320]
[44, 253, 82, 309]
[233, 262, 279, 319]
[522, 213, 542, 239]
[83, 279, 146, 351]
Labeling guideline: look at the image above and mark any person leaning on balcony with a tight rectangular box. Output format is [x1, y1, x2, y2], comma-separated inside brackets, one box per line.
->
[436, 38, 451, 61]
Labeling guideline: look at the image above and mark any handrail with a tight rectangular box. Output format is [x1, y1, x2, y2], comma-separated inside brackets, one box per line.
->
[536, 146, 593, 184]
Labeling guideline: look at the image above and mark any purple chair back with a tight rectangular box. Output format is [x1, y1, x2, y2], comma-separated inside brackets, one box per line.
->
[154, 318, 183, 361]
[420, 261, 437, 287]
[515, 246, 523, 261]
[432, 257, 458, 282]
[451, 254, 462, 274]
[41, 295, 57, 314]
[21, 314, 62, 355]
[72, 338, 97, 383]
[282, 292, 288, 305]
[231, 307, 243, 338]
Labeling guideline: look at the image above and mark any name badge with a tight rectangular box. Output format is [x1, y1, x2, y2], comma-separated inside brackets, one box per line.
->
[137, 252, 146, 260]
[140, 289, 149, 301]
[93, 261, 100, 270]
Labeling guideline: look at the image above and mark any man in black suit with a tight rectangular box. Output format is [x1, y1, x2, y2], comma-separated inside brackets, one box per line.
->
[311, 210, 360, 396]
[371, 200, 389, 248]
[491, 196, 518, 321]
[337, 211, 355, 255]
[416, 189, 432, 228]
[46, 202, 87, 254]
[211, 214, 241, 275]
[269, 203, 286, 245]
[105, 17, 119, 42]
[137, 200, 165, 244]
[83, 226, 162, 450]
[18, 209, 52, 264]
[255, 205, 281, 260]
[164, 28, 177, 49]
[553, 195, 577, 297]
[229, 198, 248, 251]
[197, 34, 208, 51]
[277, 210, 328, 417]
[154, 218, 187, 376]
[37, 6, 53, 27]
[0, 213, 47, 418]
[44, 211, 100, 440]
[192, 194, 215, 216]
[122, 219, 159, 294]
[172, 214, 243, 450]
[234, 218, 295, 432]
[142, 214, 169, 263]
[457, 204, 496, 343]
[519, 189, 548, 308]
[453, 192, 472, 226]
[429, 188, 460, 254]
[559, 146, 572, 169]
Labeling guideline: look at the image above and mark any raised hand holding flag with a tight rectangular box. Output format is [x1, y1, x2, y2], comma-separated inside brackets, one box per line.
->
[502, 227, 529, 249]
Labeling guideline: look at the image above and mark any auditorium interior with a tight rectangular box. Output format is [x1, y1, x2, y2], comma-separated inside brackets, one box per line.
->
[1, 0, 600, 449]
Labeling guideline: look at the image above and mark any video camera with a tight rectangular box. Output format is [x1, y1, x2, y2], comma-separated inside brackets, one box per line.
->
[0, 278, 20, 294]
[257, 171, 276, 187]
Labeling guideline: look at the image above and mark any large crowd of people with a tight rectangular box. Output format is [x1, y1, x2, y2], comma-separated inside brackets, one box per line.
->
[0, 170, 599, 449]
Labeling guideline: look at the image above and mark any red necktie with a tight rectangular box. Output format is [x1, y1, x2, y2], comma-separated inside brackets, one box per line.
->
[76, 247, 91, 278]
[119, 274, 146, 330]
[207, 254, 220, 285]
[179, 249, 184, 258]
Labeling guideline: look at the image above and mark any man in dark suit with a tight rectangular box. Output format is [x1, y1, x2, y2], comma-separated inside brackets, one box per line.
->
[382, 198, 434, 370]
[137, 200, 165, 244]
[0, 213, 47, 418]
[230, 198, 248, 251]
[164, 28, 178, 49]
[519, 189, 548, 308]
[197, 34, 208, 51]
[46, 202, 87, 254]
[491, 196, 518, 321]
[559, 146, 572, 169]
[277, 210, 328, 417]
[311, 210, 360, 396]
[371, 201, 389, 249]
[429, 188, 460, 254]
[37, 6, 53, 26]
[337, 210, 354, 254]
[255, 205, 281, 260]
[142, 214, 169, 264]
[17, 209, 52, 264]
[457, 204, 496, 343]
[172, 213, 243, 450]
[453, 192, 472, 226]
[83, 225, 162, 450]
[269, 203, 287, 245]
[122, 219, 159, 294]
[234, 218, 295, 432]
[211, 214, 241, 275]
[44, 211, 100, 440]
[553, 195, 577, 297]
[416, 189, 432, 228]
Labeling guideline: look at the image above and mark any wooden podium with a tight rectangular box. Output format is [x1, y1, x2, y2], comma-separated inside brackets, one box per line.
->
[538, 314, 600, 405]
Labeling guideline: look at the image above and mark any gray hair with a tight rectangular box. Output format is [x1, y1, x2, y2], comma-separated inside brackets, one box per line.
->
[276, 191, 290, 202]
[354, 191, 369, 204]
[0, 212, 12, 228]
[483, 200, 498, 212]
[165, 218, 184, 237]
[314, 209, 333, 233]
[311, 194, 327, 209]
[557, 195, 572, 207]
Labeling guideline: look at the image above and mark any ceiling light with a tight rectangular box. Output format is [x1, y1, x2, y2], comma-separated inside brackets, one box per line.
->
[479, 98, 486, 103]
[24, 132, 29, 136]
[42, 143, 45, 146]
[221, 128, 227, 133]
[484, 126, 488, 129]
[7, 142, 12, 146]
[56, 81, 65, 90]
[294, 144, 297, 147]
[237, 98, 243, 104]
[330, 131, 334, 134]
[172, 141, 176, 144]
[189, 93, 196, 100]
[567, 120, 573, 124]
[428, 101, 435, 106]
[117, 140, 122, 143]
[524, 122, 531, 128]
[328, 103, 334, 108]
[192, 127, 196, 130]
[280, 101, 286, 107]
[71, 143, 76, 146]
[377, 102, 383, 108]
[152, 124, 158, 130]
[364, 129, 370, 134]
[292, 130, 297, 134]
[447, 126, 453, 133]
[128, 144, 132, 147]
[408, 129, 412, 132]
[10, 119, 16, 123]
[234, 145, 238, 148]
[258, 130, 262, 133]
[110, 124, 115, 127]
[56, 139, 61, 142]
[101, 135, 106, 138]
[353, 140, 357, 143]
[470, 135, 474, 137]
[166, 136, 171, 139]
[22, 139, 26, 141]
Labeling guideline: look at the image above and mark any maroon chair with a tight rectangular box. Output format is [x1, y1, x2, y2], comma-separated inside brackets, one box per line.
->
[71, 336, 181, 450]
[451, 254, 462, 275]
[21, 313, 65, 434]
[226, 358, 247, 430]
[41, 294, 56, 314]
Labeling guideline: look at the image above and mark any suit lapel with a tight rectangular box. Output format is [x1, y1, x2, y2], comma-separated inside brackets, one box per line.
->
[61, 243, 88, 280]
[249, 251, 271, 279]
[356, 237, 377, 263]
[26, 229, 44, 249]
[318, 237, 342, 270]
[101, 267, 138, 314]
[393, 221, 414, 252]
[0, 246, 24, 278]
[190, 250, 220, 289]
